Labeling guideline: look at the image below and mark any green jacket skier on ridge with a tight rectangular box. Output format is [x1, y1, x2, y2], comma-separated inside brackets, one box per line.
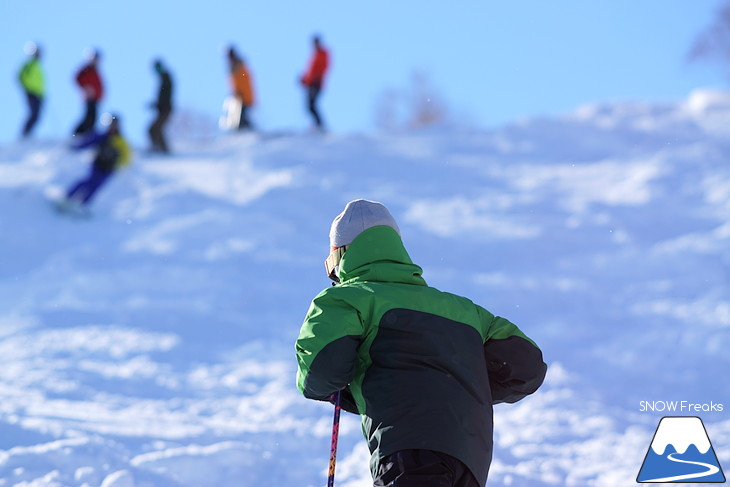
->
[19, 56, 44, 97]
[295, 199, 547, 487]
[18, 43, 45, 138]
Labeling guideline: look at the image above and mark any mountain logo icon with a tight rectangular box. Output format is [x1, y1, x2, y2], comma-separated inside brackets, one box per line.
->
[637, 416, 726, 483]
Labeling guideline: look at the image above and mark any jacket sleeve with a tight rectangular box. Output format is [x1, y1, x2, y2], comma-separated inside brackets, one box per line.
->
[480, 309, 547, 404]
[295, 288, 363, 406]
[72, 132, 104, 150]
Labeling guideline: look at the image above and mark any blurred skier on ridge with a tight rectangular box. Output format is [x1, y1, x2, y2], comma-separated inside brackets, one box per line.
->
[72, 48, 104, 137]
[300, 35, 329, 131]
[148, 58, 174, 153]
[59, 113, 132, 215]
[295, 199, 547, 487]
[227, 46, 255, 130]
[18, 42, 45, 138]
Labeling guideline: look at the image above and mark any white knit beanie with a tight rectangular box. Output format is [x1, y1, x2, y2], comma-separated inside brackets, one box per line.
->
[329, 199, 401, 248]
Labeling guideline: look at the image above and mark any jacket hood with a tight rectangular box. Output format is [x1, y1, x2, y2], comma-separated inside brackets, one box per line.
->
[337, 226, 426, 286]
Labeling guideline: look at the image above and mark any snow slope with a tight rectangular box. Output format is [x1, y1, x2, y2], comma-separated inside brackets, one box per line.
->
[1, 89, 729, 486]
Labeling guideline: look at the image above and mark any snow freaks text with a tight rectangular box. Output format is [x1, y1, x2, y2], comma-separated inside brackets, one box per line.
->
[639, 401, 724, 413]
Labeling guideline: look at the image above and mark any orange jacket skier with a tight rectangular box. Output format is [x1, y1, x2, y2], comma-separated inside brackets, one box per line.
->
[228, 47, 255, 130]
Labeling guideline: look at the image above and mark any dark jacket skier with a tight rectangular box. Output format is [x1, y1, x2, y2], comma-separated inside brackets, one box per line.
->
[148, 59, 173, 153]
[295, 199, 547, 487]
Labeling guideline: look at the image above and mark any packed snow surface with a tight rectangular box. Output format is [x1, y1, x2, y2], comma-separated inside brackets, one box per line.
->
[1, 89, 729, 486]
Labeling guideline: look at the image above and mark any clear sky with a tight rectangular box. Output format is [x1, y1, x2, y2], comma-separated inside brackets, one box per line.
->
[1, 0, 726, 146]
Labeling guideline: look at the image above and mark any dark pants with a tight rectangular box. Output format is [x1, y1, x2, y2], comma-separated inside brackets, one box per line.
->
[74, 99, 98, 136]
[307, 83, 324, 128]
[67, 166, 113, 205]
[149, 106, 172, 152]
[22, 92, 42, 137]
[238, 103, 252, 130]
[374, 450, 480, 487]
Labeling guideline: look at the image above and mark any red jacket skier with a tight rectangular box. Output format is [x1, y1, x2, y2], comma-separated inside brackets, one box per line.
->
[73, 50, 104, 136]
[301, 37, 329, 88]
[300, 36, 329, 130]
[76, 62, 103, 101]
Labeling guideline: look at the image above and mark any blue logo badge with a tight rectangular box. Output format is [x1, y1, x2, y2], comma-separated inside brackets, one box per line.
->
[637, 416, 725, 483]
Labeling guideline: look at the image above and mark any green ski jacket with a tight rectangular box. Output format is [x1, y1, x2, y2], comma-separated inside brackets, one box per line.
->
[295, 225, 547, 485]
[19, 58, 44, 97]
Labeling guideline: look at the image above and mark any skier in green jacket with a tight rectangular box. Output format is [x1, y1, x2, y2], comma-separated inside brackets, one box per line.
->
[18, 42, 45, 138]
[295, 199, 547, 487]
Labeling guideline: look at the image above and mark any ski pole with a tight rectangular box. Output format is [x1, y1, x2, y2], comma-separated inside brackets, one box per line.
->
[327, 390, 342, 487]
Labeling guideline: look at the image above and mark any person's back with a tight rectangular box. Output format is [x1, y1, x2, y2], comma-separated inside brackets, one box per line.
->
[296, 199, 546, 487]
[322, 247, 495, 483]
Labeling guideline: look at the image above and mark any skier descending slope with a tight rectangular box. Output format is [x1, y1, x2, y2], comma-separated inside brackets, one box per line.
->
[59, 113, 132, 215]
[295, 199, 547, 487]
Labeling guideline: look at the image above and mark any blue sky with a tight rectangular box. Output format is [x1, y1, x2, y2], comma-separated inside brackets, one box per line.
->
[1, 0, 725, 146]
